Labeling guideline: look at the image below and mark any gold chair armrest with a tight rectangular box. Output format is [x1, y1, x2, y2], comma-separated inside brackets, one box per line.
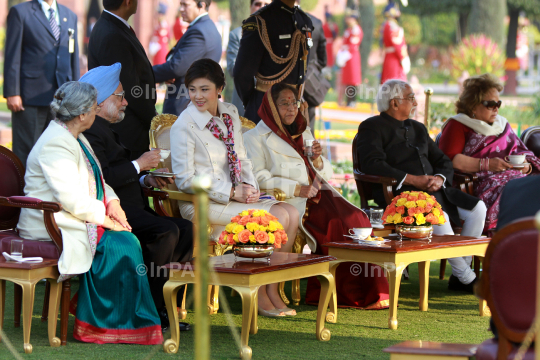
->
[261, 188, 287, 201]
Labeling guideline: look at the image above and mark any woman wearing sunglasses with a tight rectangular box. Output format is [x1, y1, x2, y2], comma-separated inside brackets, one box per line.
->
[438, 73, 540, 232]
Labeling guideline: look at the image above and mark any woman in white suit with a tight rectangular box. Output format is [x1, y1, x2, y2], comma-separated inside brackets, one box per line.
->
[17, 81, 162, 344]
[243, 83, 390, 310]
[170, 59, 299, 317]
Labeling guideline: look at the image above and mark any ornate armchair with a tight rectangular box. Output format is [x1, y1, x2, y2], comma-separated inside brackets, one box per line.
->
[475, 217, 537, 360]
[521, 125, 540, 157]
[0, 145, 67, 353]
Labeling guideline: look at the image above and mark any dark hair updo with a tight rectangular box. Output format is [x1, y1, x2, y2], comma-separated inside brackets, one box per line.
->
[184, 58, 226, 90]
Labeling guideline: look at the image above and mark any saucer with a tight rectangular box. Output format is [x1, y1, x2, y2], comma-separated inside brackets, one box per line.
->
[510, 162, 529, 169]
[150, 171, 176, 178]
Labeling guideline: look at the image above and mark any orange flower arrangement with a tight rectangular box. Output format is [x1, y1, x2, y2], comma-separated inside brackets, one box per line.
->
[218, 209, 288, 249]
[383, 191, 446, 226]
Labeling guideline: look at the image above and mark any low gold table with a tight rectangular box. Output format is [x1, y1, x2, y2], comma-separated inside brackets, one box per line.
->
[323, 234, 491, 330]
[0, 258, 62, 354]
[162, 252, 336, 359]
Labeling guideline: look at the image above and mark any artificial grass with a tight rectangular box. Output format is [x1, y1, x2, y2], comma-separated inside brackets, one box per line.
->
[0, 260, 491, 359]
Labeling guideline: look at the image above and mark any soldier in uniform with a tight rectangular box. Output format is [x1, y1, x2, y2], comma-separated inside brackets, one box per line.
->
[234, 0, 313, 123]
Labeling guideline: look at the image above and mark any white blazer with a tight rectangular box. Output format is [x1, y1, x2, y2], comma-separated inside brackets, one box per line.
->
[17, 121, 118, 275]
[171, 101, 257, 204]
[244, 121, 337, 252]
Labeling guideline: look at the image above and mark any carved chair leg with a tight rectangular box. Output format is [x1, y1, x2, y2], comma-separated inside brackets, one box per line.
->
[14, 284, 22, 328]
[41, 281, 51, 322]
[60, 280, 71, 346]
[439, 259, 447, 280]
[278, 282, 289, 305]
[291, 279, 301, 306]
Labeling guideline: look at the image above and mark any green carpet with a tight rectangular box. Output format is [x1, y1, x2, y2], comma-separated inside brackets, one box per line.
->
[0, 260, 491, 359]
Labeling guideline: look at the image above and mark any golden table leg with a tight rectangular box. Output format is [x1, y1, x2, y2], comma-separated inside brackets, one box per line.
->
[326, 262, 340, 324]
[20, 281, 37, 354]
[163, 281, 184, 354]
[250, 292, 258, 335]
[316, 272, 334, 341]
[0, 280, 5, 342]
[233, 286, 257, 360]
[47, 279, 62, 347]
[387, 263, 406, 330]
[418, 261, 430, 312]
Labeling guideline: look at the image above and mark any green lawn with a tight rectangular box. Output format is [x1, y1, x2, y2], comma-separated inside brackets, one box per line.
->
[0, 261, 491, 359]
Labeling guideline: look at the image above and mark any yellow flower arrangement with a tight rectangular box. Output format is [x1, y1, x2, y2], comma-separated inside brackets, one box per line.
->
[382, 191, 446, 226]
[218, 209, 289, 249]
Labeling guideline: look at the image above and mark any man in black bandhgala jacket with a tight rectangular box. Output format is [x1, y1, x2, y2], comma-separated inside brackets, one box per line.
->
[88, 0, 156, 160]
[80, 63, 193, 333]
[355, 79, 487, 293]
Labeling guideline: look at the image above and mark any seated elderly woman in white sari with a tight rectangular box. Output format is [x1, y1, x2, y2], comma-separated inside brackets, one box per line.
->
[243, 83, 390, 310]
[17, 80, 162, 345]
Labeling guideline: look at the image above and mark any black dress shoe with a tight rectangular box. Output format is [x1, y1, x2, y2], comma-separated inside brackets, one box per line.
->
[448, 274, 476, 294]
[158, 308, 192, 332]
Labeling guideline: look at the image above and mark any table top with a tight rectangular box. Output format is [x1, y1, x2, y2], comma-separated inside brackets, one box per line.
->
[165, 253, 336, 275]
[324, 234, 490, 253]
[0, 258, 58, 270]
[383, 341, 478, 356]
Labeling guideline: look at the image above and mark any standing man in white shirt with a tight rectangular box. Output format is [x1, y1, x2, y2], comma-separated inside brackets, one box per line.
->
[88, 0, 156, 160]
[3, 0, 79, 167]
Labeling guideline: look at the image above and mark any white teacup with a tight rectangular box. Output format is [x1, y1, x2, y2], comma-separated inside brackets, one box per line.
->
[348, 228, 372, 240]
[152, 148, 171, 162]
[506, 154, 526, 165]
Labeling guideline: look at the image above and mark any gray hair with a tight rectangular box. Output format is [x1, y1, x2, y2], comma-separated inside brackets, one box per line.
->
[50, 82, 97, 122]
[376, 79, 411, 112]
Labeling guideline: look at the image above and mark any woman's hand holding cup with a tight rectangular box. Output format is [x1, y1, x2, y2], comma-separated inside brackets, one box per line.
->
[489, 157, 513, 172]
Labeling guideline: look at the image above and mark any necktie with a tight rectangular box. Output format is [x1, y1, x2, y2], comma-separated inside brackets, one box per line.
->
[49, 8, 60, 41]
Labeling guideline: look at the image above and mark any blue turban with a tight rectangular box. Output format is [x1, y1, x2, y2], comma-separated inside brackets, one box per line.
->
[79, 63, 122, 105]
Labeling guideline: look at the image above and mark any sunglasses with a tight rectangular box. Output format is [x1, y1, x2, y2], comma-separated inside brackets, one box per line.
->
[481, 100, 502, 110]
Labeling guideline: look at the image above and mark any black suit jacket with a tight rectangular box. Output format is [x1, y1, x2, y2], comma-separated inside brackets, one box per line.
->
[3, 0, 79, 106]
[356, 113, 479, 224]
[153, 15, 222, 115]
[497, 175, 540, 230]
[83, 116, 146, 210]
[88, 11, 156, 160]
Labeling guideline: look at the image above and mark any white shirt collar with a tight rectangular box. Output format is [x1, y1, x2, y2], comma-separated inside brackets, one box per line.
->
[103, 9, 131, 29]
[189, 12, 208, 27]
[188, 101, 233, 130]
[38, 0, 59, 20]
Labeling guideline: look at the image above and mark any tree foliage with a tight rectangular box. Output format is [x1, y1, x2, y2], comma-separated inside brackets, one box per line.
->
[468, 0, 507, 46]
[229, 0, 250, 30]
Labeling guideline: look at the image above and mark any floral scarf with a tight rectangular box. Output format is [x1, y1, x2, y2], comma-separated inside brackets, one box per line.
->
[205, 113, 242, 186]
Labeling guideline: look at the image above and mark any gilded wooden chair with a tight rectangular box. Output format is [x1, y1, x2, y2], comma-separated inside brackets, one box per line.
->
[148, 114, 231, 316]
[0, 145, 66, 353]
